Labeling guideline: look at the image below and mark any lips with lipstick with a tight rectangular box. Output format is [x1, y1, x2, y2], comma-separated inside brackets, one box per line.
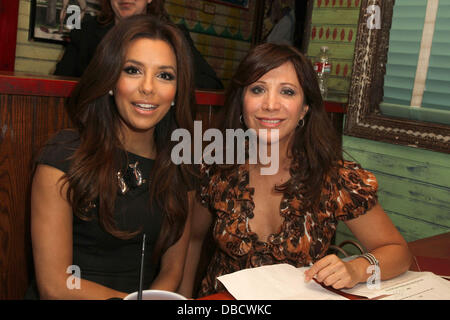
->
[256, 117, 283, 127]
[118, 2, 134, 8]
[132, 102, 158, 111]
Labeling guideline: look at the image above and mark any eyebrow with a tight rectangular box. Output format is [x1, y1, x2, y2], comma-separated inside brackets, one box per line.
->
[253, 80, 299, 89]
[280, 82, 299, 89]
[125, 59, 177, 73]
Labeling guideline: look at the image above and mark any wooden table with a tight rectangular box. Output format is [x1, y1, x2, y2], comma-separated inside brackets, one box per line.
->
[408, 232, 450, 259]
[408, 232, 450, 275]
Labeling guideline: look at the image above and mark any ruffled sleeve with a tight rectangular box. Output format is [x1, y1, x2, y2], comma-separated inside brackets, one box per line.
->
[330, 161, 378, 221]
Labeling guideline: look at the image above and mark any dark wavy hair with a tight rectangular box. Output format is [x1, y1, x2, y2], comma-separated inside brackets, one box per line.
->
[97, 0, 169, 25]
[222, 43, 343, 211]
[65, 15, 195, 259]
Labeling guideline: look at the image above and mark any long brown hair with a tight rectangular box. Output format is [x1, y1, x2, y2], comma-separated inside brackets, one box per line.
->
[66, 15, 195, 258]
[222, 43, 342, 211]
[97, 0, 169, 25]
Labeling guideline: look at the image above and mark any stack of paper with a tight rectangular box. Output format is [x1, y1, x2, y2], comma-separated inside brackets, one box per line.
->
[217, 264, 450, 300]
[217, 264, 347, 300]
[342, 271, 450, 300]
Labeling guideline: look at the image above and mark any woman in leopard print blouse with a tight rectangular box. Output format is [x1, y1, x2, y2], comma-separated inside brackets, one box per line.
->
[180, 43, 412, 298]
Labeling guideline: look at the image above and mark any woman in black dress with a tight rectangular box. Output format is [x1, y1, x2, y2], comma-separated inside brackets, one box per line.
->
[30, 15, 195, 299]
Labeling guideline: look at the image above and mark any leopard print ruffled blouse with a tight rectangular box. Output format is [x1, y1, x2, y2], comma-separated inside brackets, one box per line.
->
[197, 161, 378, 297]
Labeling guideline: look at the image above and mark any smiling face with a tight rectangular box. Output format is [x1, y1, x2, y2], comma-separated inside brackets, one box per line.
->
[242, 61, 309, 151]
[110, 0, 151, 23]
[113, 37, 177, 144]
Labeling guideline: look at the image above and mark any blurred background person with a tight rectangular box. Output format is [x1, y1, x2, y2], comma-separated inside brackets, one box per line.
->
[54, 0, 223, 90]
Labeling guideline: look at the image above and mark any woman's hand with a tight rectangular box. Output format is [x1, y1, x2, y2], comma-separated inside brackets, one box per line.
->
[304, 254, 364, 290]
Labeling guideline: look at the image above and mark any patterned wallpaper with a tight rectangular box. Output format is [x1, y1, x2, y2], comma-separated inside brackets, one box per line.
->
[306, 0, 362, 102]
[166, 0, 258, 88]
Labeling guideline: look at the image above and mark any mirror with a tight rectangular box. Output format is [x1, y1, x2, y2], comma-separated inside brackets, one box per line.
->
[344, 0, 450, 153]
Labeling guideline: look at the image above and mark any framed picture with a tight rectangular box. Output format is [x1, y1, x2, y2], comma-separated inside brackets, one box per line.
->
[208, 0, 250, 9]
[252, 0, 308, 48]
[29, 0, 101, 44]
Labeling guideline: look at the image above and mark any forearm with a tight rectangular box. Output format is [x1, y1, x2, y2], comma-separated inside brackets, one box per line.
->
[150, 268, 183, 292]
[344, 203, 414, 284]
[178, 238, 204, 297]
[38, 276, 128, 300]
[350, 243, 413, 284]
[150, 212, 192, 293]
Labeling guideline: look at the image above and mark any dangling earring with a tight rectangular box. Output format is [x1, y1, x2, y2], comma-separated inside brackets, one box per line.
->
[171, 101, 175, 107]
[240, 114, 244, 124]
[297, 118, 305, 128]
[108, 90, 113, 96]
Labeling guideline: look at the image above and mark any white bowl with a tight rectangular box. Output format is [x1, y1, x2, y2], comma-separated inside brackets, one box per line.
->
[124, 289, 187, 300]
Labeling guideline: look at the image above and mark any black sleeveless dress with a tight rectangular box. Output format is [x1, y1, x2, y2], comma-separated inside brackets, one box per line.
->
[26, 130, 164, 298]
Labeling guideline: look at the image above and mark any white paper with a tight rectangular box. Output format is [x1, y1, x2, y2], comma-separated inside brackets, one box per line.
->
[342, 271, 450, 300]
[217, 264, 348, 300]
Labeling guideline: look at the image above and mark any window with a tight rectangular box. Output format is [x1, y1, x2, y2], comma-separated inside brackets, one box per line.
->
[381, 0, 450, 125]
[344, 0, 450, 153]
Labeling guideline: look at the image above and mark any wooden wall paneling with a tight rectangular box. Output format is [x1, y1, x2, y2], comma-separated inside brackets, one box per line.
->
[375, 174, 450, 213]
[32, 96, 71, 153]
[336, 136, 450, 247]
[0, 93, 72, 299]
[343, 147, 450, 188]
[0, 94, 35, 299]
[338, 212, 449, 246]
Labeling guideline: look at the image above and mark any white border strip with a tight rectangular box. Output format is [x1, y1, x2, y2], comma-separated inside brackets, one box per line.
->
[410, 0, 439, 108]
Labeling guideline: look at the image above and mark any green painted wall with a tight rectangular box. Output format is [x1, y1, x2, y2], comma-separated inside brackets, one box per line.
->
[335, 136, 450, 252]
[306, 1, 450, 252]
